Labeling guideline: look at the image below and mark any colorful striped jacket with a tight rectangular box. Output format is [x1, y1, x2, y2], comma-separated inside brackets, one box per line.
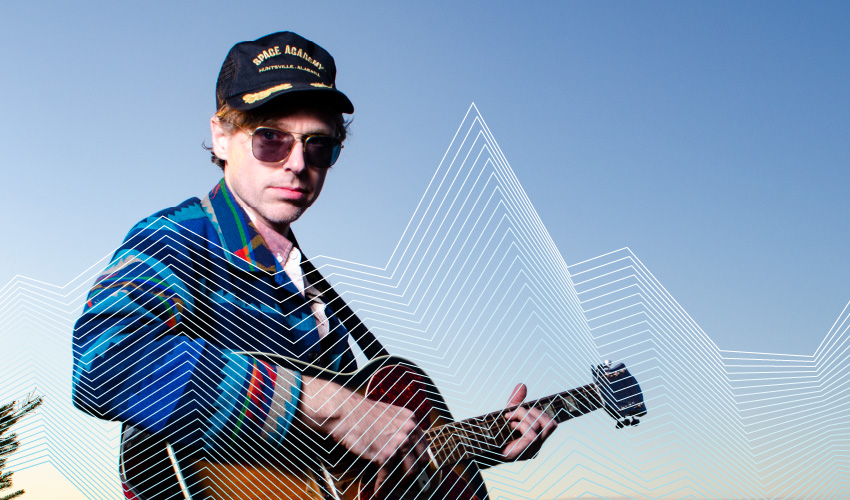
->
[72, 179, 355, 451]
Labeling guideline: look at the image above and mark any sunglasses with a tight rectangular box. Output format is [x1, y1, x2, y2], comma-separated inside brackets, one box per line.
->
[249, 127, 342, 168]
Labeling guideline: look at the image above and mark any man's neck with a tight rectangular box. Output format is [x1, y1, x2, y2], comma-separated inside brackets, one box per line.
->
[221, 177, 294, 260]
[243, 209, 294, 262]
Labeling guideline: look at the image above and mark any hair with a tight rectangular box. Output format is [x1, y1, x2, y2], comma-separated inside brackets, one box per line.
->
[206, 96, 350, 170]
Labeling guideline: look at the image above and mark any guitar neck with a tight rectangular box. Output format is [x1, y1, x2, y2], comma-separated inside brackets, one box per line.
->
[425, 383, 602, 467]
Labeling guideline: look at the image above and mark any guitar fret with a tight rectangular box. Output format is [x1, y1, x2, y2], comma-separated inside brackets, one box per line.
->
[427, 427, 455, 466]
[486, 416, 512, 447]
[490, 415, 512, 445]
[432, 424, 468, 465]
[459, 421, 483, 456]
[450, 424, 465, 460]
[462, 424, 476, 457]
[467, 419, 498, 453]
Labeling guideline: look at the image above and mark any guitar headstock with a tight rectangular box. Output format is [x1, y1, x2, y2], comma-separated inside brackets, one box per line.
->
[593, 361, 646, 429]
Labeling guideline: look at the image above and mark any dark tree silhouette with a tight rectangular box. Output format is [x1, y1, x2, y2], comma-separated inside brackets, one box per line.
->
[0, 394, 43, 500]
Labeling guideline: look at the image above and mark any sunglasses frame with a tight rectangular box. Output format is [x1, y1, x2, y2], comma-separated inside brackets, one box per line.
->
[248, 126, 343, 168]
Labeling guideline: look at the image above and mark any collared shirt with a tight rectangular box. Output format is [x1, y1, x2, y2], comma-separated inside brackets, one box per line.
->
[71, 179, 355, 451]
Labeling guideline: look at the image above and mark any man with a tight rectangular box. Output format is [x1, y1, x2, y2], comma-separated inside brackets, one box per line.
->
[72, 31, 555, 499]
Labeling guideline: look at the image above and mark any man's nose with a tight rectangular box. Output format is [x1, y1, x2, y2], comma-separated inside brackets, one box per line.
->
[283, 140, 307, 172]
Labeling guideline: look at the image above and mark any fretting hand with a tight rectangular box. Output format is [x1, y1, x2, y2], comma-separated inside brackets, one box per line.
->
[501, 383, 558, 460]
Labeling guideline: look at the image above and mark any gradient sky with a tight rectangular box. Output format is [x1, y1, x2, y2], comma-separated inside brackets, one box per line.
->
[1, 1, 848, 497]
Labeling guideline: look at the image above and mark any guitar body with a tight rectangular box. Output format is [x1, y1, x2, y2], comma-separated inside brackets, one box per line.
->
[121, 355, 645, 500]
[121, 356, 487, 500]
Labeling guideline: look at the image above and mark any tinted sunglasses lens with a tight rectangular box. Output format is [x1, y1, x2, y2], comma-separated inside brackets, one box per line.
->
[252, 128, 295, 162]
[304, 136, 342, 168]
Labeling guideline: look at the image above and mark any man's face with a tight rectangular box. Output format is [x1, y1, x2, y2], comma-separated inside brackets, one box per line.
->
[212, 108, 335, 232]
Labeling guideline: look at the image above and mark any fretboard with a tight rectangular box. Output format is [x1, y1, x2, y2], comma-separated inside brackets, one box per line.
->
[425, 383, 602, 467]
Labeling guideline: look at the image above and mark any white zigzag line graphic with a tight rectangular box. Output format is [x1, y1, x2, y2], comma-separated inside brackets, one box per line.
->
[0, 104, 846, 499]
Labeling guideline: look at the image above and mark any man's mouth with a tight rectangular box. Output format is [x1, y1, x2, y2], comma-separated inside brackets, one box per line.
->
[269, 186, 309, 200]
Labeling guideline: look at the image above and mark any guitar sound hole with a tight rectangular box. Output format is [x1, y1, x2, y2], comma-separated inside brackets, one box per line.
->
[367, 366, 432, 428]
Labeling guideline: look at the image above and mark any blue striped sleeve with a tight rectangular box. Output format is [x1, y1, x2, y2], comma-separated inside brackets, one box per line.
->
[71, 220, 302, 450]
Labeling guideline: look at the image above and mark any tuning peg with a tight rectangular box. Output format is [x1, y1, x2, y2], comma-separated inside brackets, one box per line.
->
[618, 417, 638, 427]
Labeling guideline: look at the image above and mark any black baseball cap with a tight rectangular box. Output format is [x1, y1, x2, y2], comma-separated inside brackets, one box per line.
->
[215, 31, 353, 114]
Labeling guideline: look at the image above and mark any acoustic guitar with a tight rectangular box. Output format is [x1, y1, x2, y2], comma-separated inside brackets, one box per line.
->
[120, 355, 646, 500]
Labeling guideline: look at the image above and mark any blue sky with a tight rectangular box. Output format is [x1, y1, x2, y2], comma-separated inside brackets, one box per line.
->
[4, 1, 845, 354]
[1, 2, 849, 496]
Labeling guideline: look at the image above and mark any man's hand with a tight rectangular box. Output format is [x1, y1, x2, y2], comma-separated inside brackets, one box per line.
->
[297, 375, 429, 494]
[501, 383, 558, 460]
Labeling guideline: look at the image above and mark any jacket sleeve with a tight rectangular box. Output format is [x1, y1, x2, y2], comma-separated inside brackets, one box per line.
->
[71, 218, 302, 451]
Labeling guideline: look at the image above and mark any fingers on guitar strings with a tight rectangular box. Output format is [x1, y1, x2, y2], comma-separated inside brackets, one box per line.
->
[374, 414, 429, 494]
[503, 406, 558, 457]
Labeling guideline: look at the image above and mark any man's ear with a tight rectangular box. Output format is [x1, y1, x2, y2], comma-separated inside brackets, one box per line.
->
[210, 116, 230, 162]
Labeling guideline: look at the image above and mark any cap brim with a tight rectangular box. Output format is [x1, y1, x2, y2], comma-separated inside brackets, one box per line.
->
[226, 85, 353, 114]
